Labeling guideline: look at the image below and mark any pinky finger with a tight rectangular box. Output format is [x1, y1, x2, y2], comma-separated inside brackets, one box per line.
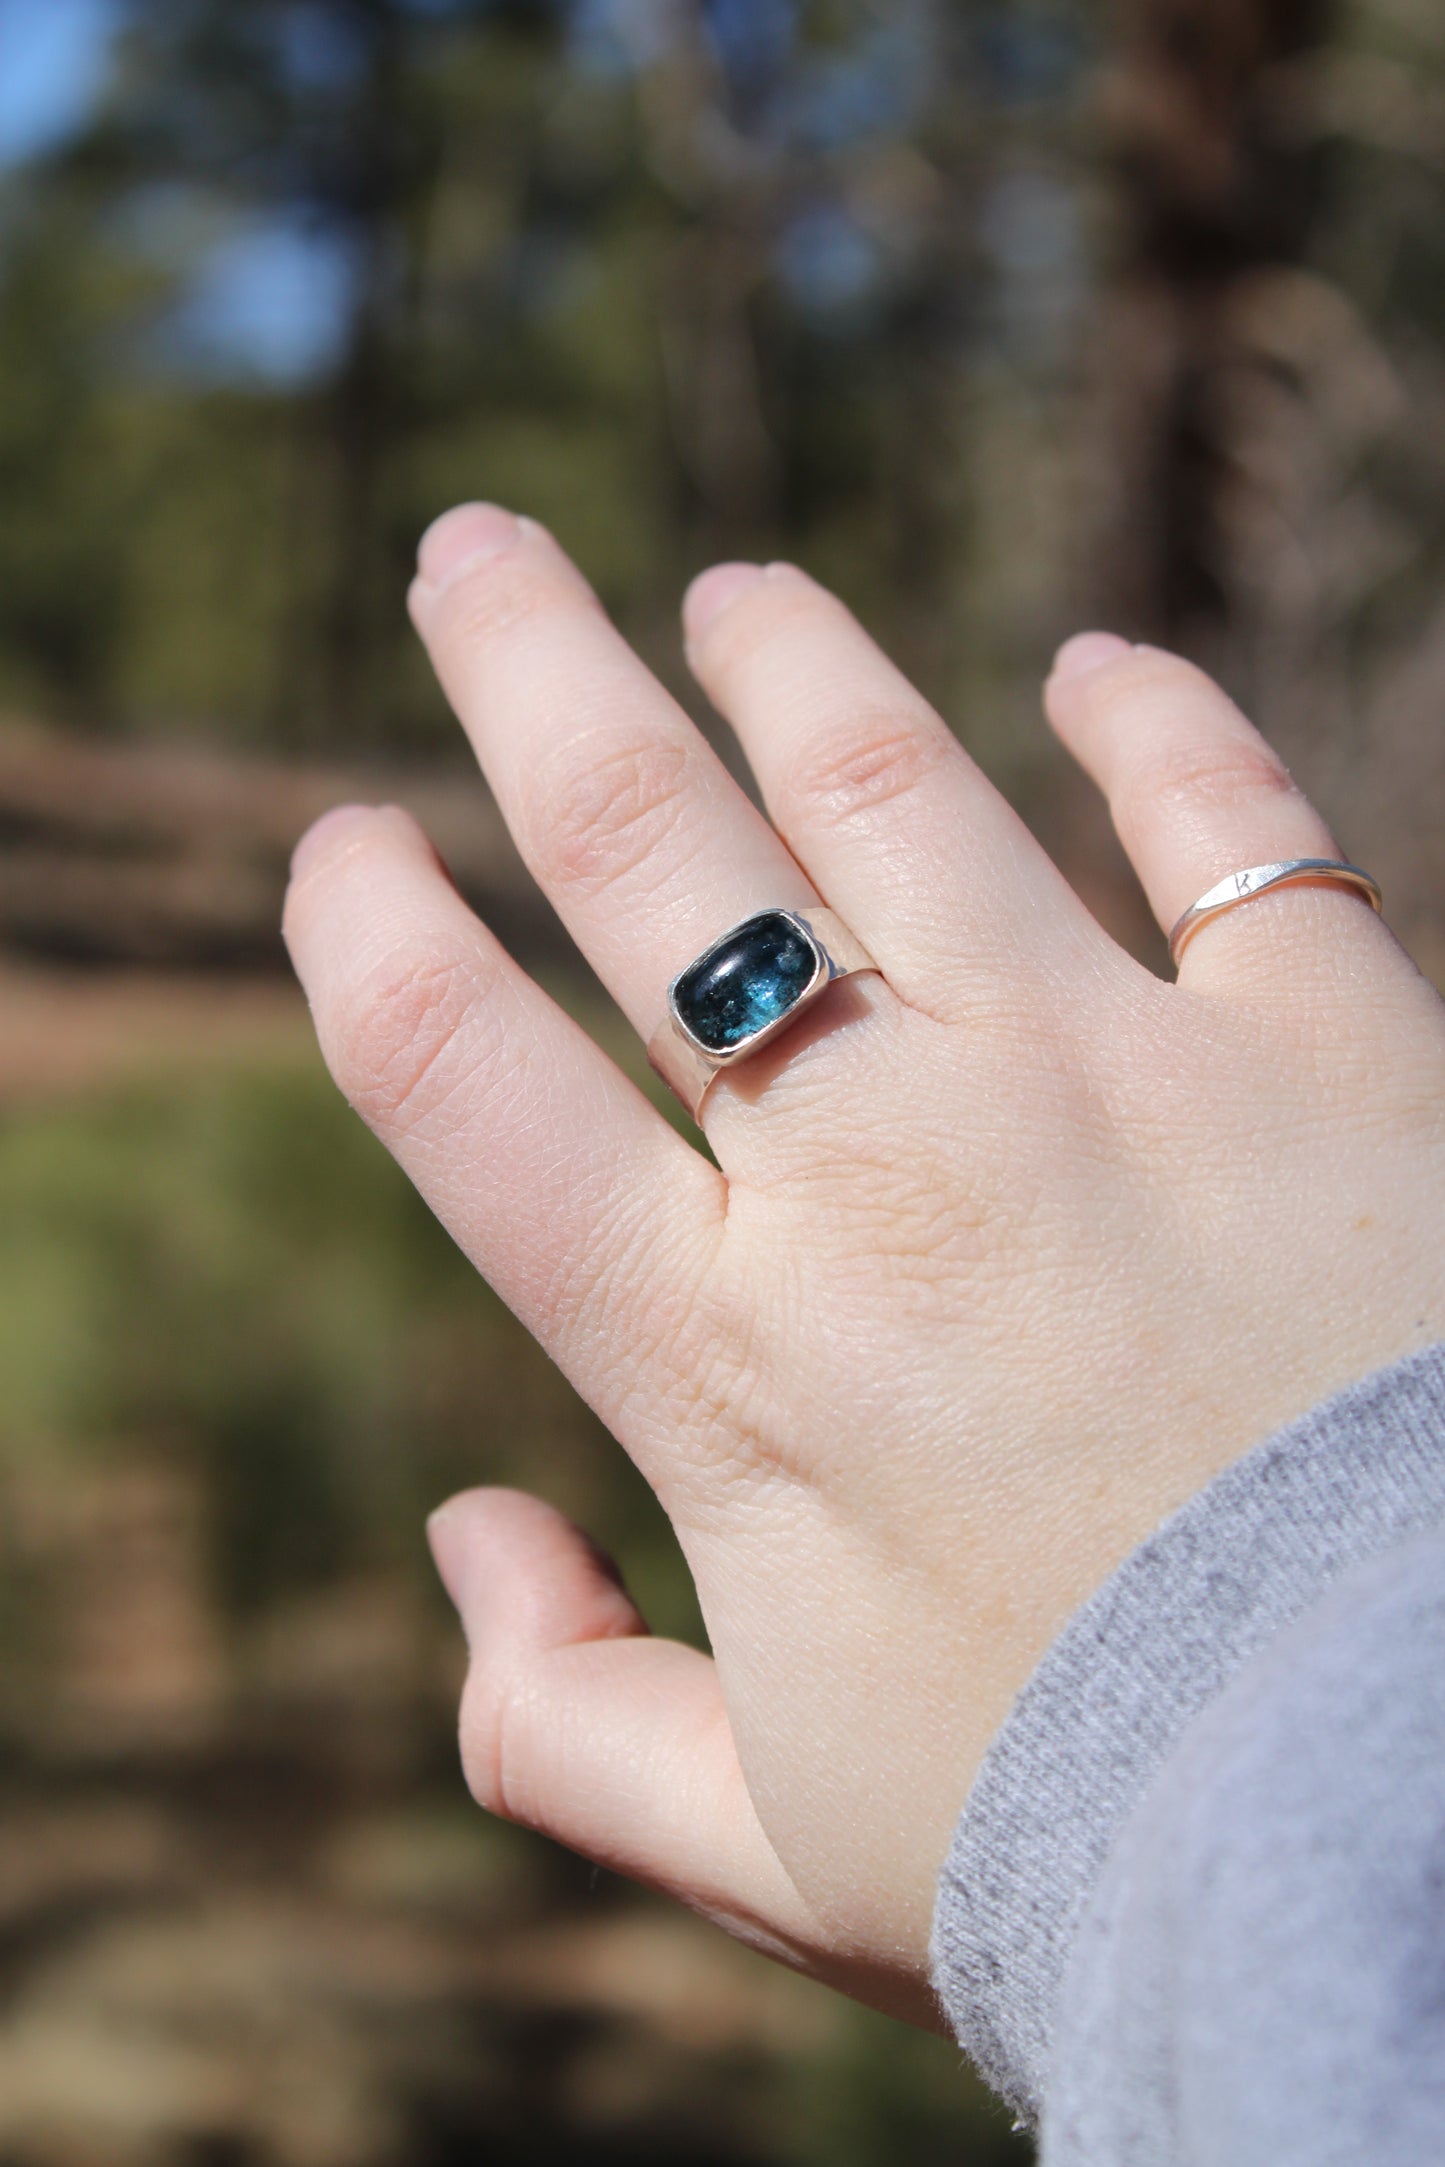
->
[1045, 637, 1391, 986]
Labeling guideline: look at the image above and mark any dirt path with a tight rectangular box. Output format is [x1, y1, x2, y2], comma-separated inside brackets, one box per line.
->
[0, 961, 315, 1105]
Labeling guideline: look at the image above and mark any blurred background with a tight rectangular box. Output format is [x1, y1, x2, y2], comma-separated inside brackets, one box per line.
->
[0, 0, 1442, 2160]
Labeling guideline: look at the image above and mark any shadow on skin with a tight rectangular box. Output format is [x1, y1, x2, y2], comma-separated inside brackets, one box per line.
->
[706, 975, 897, 1115]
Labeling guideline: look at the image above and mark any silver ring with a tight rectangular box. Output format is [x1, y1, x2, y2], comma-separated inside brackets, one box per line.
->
[647, 906, 881, 1119]
[1168, 858, 1383, 967]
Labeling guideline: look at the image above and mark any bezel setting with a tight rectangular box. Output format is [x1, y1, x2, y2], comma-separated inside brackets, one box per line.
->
[665, 908, 831, 1066]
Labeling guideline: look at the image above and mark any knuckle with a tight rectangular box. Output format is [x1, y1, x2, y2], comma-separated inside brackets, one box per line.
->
[698, 563, 819, 670]
[462, 1665, 548, 1830]
[527, 733, 697, 898]
[1120, 735, 1296, 838]
[457, 1669, 505, 1816]
[1077, 647, 1215, 714]
[436, 547, 586, 652]
[781, 705, 949, 826]
[698, 564, 856, 700]
[329, 946, 495, 1135]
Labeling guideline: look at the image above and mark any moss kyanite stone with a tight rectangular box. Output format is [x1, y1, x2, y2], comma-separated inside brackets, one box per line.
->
[672, 911, 820, 1054]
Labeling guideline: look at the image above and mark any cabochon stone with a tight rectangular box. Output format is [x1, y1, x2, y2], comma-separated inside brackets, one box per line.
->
[672, 911, 819, 1054]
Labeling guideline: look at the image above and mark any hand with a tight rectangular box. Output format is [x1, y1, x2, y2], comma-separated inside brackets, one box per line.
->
[282, 505, 1445, 2025]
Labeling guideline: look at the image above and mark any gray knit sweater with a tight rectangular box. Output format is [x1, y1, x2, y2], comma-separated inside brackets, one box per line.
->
[930, 1341, 1445, 2163]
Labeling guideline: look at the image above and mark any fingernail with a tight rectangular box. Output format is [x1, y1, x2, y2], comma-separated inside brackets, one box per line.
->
[683, 562, 765, 640]
[416, 503, 522, 591]
[1050, 631, 1132, 682]
[289, 803, 374, 880]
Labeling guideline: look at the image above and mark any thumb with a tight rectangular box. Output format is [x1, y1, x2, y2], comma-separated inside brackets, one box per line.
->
[425, 1488, 817, 1966]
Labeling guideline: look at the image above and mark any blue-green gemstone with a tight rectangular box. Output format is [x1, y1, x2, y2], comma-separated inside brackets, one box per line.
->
[672, 912, 819, 1054]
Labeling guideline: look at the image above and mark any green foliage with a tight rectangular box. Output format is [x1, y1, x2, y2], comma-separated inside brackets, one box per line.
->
[0, 1053, 703, 1638]
[0, 1051, 1034, 2157]
[4, 2, 1444, 2154]
[1, 0, 1443, 778]
[0, 0, 1095, 763]
[777, 2001, 1030, 2166]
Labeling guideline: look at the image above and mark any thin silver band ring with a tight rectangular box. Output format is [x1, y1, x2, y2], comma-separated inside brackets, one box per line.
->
[1168, 858, 1383, 967]
[648, 905, 881, 1120]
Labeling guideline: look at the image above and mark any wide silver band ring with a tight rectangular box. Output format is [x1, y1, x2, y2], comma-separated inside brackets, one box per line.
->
[1168, 858, 1383, 967]
[648, 905, 881, 1119]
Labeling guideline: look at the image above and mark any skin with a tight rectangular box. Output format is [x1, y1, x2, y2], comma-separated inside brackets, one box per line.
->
[283, 503, 1445, 2028]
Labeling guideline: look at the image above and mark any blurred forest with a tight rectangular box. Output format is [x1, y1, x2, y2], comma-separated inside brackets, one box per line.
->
[0, 0, 1442, 2161]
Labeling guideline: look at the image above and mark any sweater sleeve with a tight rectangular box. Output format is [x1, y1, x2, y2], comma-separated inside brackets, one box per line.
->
[1042, 1529, 1445, 2166]
[929, 1339, 1445, 2152]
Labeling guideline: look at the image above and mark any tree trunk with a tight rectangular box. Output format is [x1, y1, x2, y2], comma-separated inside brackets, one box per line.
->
[1091, 0, 1333, 681]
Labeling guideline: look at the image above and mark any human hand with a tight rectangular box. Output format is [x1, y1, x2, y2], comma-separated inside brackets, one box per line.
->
[282, 505, 1445, 2025]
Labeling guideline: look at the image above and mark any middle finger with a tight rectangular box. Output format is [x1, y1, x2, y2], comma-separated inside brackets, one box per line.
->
[408, 505, 839, 1056]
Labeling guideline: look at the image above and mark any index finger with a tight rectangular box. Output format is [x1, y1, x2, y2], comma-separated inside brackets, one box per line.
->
[283, 802, 724, 1467]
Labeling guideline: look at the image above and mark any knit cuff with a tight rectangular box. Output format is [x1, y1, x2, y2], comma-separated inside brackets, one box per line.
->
[929, 1340, 1445, 2123]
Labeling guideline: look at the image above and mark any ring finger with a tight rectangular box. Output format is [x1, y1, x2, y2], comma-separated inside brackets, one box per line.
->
[682, 562, 1108, 1011]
